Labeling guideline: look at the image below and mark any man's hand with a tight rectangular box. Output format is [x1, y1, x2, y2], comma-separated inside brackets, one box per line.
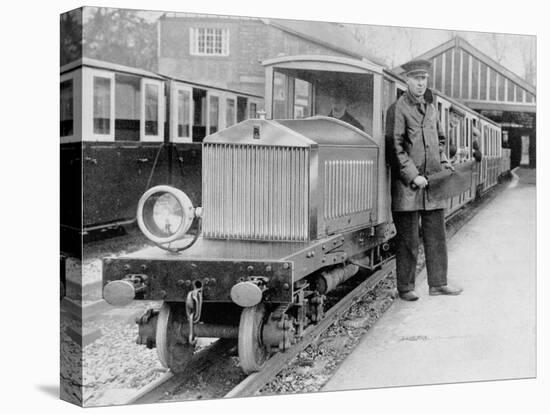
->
[412, 175, 428, 189]
[443, 162, 455, 172]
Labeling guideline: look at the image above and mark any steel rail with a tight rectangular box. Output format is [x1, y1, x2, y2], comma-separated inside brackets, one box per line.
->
[122, 338, 237, 405]
[225, 260, 396, 398]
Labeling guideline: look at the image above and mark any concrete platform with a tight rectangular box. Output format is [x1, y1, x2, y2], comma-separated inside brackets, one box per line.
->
[323, 168, 536, 391]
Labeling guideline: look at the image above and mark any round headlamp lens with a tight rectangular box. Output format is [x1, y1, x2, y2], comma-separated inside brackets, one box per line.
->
[137, 185, 195, 244]
[151, 193, 183, 237]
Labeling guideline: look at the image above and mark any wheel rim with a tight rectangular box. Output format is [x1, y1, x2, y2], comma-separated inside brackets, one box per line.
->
[238, 303, 269, 374]
[156, 302, 195, 373]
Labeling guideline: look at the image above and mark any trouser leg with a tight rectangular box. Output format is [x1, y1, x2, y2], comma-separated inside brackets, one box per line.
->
[393, 211, 420, 293]
[420, 209, 448, 288]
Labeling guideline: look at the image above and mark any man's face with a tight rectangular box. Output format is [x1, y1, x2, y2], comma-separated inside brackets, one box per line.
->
[331, 95, 346, 112]
[406, 73, 428, 97]
[330, 95, 347, 114]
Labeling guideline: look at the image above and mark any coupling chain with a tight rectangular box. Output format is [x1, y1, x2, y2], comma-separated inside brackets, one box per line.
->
[185, 287, 203, 345]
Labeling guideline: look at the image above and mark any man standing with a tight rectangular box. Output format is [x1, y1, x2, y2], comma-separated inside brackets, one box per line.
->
[388, 59, 462, 301]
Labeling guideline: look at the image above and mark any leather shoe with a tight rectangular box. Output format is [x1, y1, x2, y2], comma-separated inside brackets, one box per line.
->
[429, 285, 463, 296]
[399, 291, 419, 301]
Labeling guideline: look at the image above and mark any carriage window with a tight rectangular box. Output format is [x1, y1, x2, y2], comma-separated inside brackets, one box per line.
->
[144, 84, 159, 136]
[294, 79, 312, 119]
[273, 72, 288, 119]
[226, 98, 236, 127]
[93, 76, 111, 134]
[237, 96, 247, 122]
[177, 89, 191, 138]
[191, 89, 207, 142]
[249, 102, 257, 119]
[209, 95, 219, 134]
[115, 74, 140, 141]
[60, 79, 73, 137]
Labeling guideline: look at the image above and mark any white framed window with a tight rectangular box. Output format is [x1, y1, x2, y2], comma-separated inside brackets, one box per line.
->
[225, 95, 237, 128]
[170, 83, 193, 143]
[115, 73, 141, 141]
[207, 92, 221, 135]
[140, 78, 165, 142]
[190, 27, 230, 56]
[82, 68, 115, 141]
[60, 72, 76, 142]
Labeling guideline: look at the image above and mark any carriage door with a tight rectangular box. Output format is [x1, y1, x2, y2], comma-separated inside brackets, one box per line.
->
[140, 78, 165, 142]
[170, 83, 193, 143]
[170, 83, 200, 201]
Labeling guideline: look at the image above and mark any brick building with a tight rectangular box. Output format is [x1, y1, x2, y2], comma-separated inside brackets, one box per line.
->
[156, 13, 379, 97]
[394, 36, 536, 168]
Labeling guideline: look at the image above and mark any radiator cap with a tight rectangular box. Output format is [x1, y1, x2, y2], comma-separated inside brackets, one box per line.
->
[230, 281, 263, 307]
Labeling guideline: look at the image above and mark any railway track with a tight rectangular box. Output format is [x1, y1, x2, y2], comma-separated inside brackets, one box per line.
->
[122, 338, 238, 405]
[121, 260, 395, 405]
[96, 178, 510, 406]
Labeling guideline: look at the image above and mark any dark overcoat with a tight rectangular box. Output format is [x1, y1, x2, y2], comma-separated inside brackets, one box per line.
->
[386, 89, 449, 211]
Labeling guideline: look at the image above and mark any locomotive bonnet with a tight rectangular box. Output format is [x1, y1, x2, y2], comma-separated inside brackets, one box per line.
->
[136, 117, 380, 245]
[201, 117, 380, 241]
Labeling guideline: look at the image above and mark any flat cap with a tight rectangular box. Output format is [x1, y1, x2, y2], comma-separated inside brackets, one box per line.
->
[402, 59, 432, 76]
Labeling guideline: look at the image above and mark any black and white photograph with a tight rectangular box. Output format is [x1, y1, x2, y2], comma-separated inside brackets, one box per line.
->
[3, 1, 546, 413]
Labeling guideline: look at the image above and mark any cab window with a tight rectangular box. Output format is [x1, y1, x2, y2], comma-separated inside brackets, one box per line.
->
[273, 72, 288, 119]
[294, 79, 312, 119]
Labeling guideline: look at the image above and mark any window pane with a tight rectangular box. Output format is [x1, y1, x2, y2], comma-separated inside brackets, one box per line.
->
[209, 95, 219, 134]
[193, 27, 228, 56]
[249, 103, 257, 119]
[294, 79, 312, 119]
[145, 84, 159, 136]
[273, 72, 288, 119]
[178, 90, 191, 138]
[226, 98, 236, 127]
[115, 74, 140, 141]
[60, 79, 73, 137]
[93, 76, 111, 134]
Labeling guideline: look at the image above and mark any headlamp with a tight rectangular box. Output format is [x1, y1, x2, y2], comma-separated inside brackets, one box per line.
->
[137, 185, 197, 244]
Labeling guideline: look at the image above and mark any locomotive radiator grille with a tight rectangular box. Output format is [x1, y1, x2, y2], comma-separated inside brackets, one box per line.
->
[324, 160, 375, 220]
[203, 144, 310, 241]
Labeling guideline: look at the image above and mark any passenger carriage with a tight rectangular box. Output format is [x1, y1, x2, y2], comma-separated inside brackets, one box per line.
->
[60, 58, 263, 249]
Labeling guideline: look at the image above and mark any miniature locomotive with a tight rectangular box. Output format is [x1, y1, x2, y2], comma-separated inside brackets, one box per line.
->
[102, 55, 506, 374]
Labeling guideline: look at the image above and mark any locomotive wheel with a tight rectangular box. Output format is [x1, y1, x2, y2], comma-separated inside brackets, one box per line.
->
[238, 303, 269, 374]
[156, 302, 194, 373]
